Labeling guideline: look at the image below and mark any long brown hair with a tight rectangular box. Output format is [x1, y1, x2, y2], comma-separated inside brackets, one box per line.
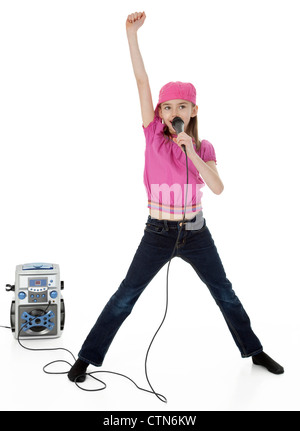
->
[162, 104, 201, 151]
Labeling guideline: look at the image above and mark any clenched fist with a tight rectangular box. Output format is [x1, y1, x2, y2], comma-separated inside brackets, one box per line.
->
[126, 11, 146, 33]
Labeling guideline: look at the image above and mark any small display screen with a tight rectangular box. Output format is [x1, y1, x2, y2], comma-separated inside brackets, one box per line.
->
[29, 278, 47, 287]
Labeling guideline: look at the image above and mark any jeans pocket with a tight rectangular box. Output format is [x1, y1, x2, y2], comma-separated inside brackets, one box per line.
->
[144, 223, 165, 234]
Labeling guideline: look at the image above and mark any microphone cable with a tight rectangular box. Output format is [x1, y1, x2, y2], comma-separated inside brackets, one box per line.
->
[144, 146, 189, 402]
[4, 303, 167, 400]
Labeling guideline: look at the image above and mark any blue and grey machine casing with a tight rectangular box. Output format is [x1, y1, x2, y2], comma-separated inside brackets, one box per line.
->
[10, 263, 65, 339]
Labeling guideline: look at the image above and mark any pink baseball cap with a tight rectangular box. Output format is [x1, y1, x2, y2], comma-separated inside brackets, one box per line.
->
[155, 81, 197, 115]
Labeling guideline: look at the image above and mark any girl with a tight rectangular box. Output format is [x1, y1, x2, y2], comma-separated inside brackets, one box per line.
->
[68, 11, 283, 384]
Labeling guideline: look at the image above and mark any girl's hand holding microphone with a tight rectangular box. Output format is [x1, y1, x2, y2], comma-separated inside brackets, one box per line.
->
[176, 132, 197, 159]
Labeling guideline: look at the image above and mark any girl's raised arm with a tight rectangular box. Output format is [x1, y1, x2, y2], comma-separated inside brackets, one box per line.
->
[126, 12, 154, 127]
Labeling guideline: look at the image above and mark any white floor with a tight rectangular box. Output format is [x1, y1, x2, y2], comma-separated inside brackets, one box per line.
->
[1, 330, 296, 412]
[1, 267, 298, 412]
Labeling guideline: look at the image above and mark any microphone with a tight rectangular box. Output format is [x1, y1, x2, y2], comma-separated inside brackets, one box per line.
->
[172, 116, 186, 152]
[172, 116, 184, 134]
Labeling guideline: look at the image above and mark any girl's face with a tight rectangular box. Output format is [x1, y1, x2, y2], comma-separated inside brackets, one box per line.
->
[158, 99, 198, 134]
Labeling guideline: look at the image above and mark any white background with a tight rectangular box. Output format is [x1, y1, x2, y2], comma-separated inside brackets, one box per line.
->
[0, 0, 299, 411]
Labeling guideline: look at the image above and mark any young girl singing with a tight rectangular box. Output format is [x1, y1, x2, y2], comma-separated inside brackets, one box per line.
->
[68, 11, 283, 384]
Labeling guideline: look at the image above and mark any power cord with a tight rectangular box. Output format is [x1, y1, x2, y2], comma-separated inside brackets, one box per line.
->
[1, 149, 189, 404]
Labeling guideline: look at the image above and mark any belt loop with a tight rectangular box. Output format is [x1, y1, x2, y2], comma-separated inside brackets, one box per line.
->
[163, 220, 169, 231]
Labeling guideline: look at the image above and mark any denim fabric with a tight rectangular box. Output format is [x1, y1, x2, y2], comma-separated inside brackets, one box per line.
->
[78, 217, 262, 366]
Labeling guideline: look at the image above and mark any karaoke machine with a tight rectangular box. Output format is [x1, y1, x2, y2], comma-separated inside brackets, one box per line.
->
[6, 263, 65, 339]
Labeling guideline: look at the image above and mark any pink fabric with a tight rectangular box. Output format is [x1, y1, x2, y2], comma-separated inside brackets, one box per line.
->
[143, 114, 217, 215]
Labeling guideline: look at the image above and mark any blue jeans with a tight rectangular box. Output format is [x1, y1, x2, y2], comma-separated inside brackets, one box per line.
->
[78, 216, 263, 366]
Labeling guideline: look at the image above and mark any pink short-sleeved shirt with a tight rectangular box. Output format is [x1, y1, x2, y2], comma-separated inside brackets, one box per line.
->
[143, 114, 217, 216]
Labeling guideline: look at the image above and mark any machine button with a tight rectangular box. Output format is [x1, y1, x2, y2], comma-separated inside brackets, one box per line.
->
[50, 291, 58, 299]
[18, 291, 26, 300]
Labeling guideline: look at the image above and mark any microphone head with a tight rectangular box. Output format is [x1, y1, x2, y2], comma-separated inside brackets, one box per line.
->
[172, 116, 184, 134]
